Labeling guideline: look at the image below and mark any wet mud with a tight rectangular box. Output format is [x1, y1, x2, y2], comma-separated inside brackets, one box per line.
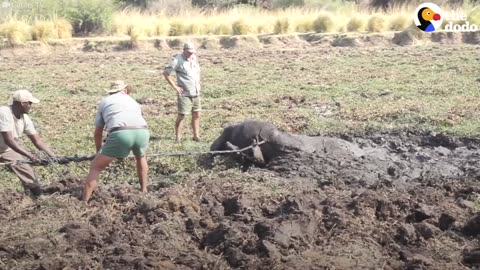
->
[1, 129, 480, 269]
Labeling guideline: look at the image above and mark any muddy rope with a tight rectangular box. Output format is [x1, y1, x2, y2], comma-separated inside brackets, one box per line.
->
[0, 141, 265, 166]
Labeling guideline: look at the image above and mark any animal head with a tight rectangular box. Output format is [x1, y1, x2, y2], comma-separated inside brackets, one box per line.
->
[419, 7, 441, 22]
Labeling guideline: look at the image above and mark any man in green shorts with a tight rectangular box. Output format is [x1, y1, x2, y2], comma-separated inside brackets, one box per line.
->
[82, 80, 150, 203]
[163, 41, 202, 143]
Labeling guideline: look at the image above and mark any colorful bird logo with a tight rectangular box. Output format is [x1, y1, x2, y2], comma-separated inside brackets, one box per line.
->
[414, 3, 443, 32]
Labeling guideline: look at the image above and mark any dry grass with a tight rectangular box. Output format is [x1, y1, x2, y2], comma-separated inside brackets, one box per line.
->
[0, 18, 73, 45]
[0, 20, 31, 46]
[214, 24, 232, 35]
[232, 19, 251, 35]
[313, 13, 335, 33]
[468, 6, 480, 25]
[105, 6, 413, 38]
[0, 5, 445, 40]
[126, 24, 141, 45]
[274, 18, 291, 34]
[31, 21, 56, 41]
[294, 18, 314, 32]
[187, 23, 204, 35]
[256, 23, 274, 34]
[54, 18, 73, 39]
[389, 14, 410, 31]
[367, 14, 387, 32]
[347, 16, 367, 32]
[169, 20, 188, 36]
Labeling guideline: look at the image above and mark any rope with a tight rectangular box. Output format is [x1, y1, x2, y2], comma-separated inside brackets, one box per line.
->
[0, 141, 265, 167]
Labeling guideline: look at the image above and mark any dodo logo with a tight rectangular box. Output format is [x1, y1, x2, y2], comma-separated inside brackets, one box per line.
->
[414, 3, 443, 32]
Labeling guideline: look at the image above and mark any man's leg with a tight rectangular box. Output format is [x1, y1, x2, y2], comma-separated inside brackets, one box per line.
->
[1, 151, 41, 195]
[82, 154, 115, 203]
[175, 113, 185, 143]
[192, 111, 201, 141]
[132, 129, 150, 192]
[191, 96, 201, 141]
[135, 155, 148, 192]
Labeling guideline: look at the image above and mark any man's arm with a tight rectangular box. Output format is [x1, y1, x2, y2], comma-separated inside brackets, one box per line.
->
[94, 127, 103, 152]
[27, 134, 55, 157]
[163, 70, 183, 95]
[1, 132, 37, 160]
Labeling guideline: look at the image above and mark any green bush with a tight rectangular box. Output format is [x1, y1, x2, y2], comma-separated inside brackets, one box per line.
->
[313, 14, 334, 33]
[65, 0, 115, 35]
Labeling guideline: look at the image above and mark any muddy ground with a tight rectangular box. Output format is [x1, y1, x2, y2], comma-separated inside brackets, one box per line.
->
[1, 131, 480, 270]
[0, 35, 479, 269]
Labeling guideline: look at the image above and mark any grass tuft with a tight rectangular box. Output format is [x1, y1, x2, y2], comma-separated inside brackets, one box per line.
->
[169, 21, 188, 36]
[31, 21, 56, 41]
[294, 18, 314, 32]
[389, 14, 409, 31]
[54, 18, 73, 39]
[232, 19, 251, 35]
[274, 18, 290, 34]
[2, 4, 478, 39]
[0, 20, 32, 46]
[367, 14, 387, 32]
[347, 16, 366, 32]
[214, 24, 232, 35]
[313, 13, 335, 33]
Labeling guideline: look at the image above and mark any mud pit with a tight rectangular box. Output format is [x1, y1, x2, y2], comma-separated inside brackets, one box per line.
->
[2, 126, 480, 269]
[212, 120, 479, 188]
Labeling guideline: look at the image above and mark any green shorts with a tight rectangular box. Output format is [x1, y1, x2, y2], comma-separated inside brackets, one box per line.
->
[178, 95, 201, 115]
[101, 129, 150, 158]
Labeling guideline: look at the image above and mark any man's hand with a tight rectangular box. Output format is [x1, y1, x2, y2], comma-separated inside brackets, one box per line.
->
[27, 154, 41, 164]
[175, 86, 184, 95]
[47, 155, 61, 163]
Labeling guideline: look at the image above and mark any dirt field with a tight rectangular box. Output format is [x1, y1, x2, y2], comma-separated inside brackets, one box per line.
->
[0, 35, 480, 269]
[2, 131, 480, 269]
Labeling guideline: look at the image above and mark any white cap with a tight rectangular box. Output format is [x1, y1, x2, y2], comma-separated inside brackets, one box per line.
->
[13, 90, 40, 103]
[183, 41, 196, 53]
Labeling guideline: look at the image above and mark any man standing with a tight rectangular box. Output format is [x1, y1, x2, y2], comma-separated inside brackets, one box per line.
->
[0, 90, 56, 195]
[163, 41, 201, 143]
[82, 81, 150, 203]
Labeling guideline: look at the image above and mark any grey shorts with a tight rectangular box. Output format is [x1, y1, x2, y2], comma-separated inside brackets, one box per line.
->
[177, 95, 201, 115]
